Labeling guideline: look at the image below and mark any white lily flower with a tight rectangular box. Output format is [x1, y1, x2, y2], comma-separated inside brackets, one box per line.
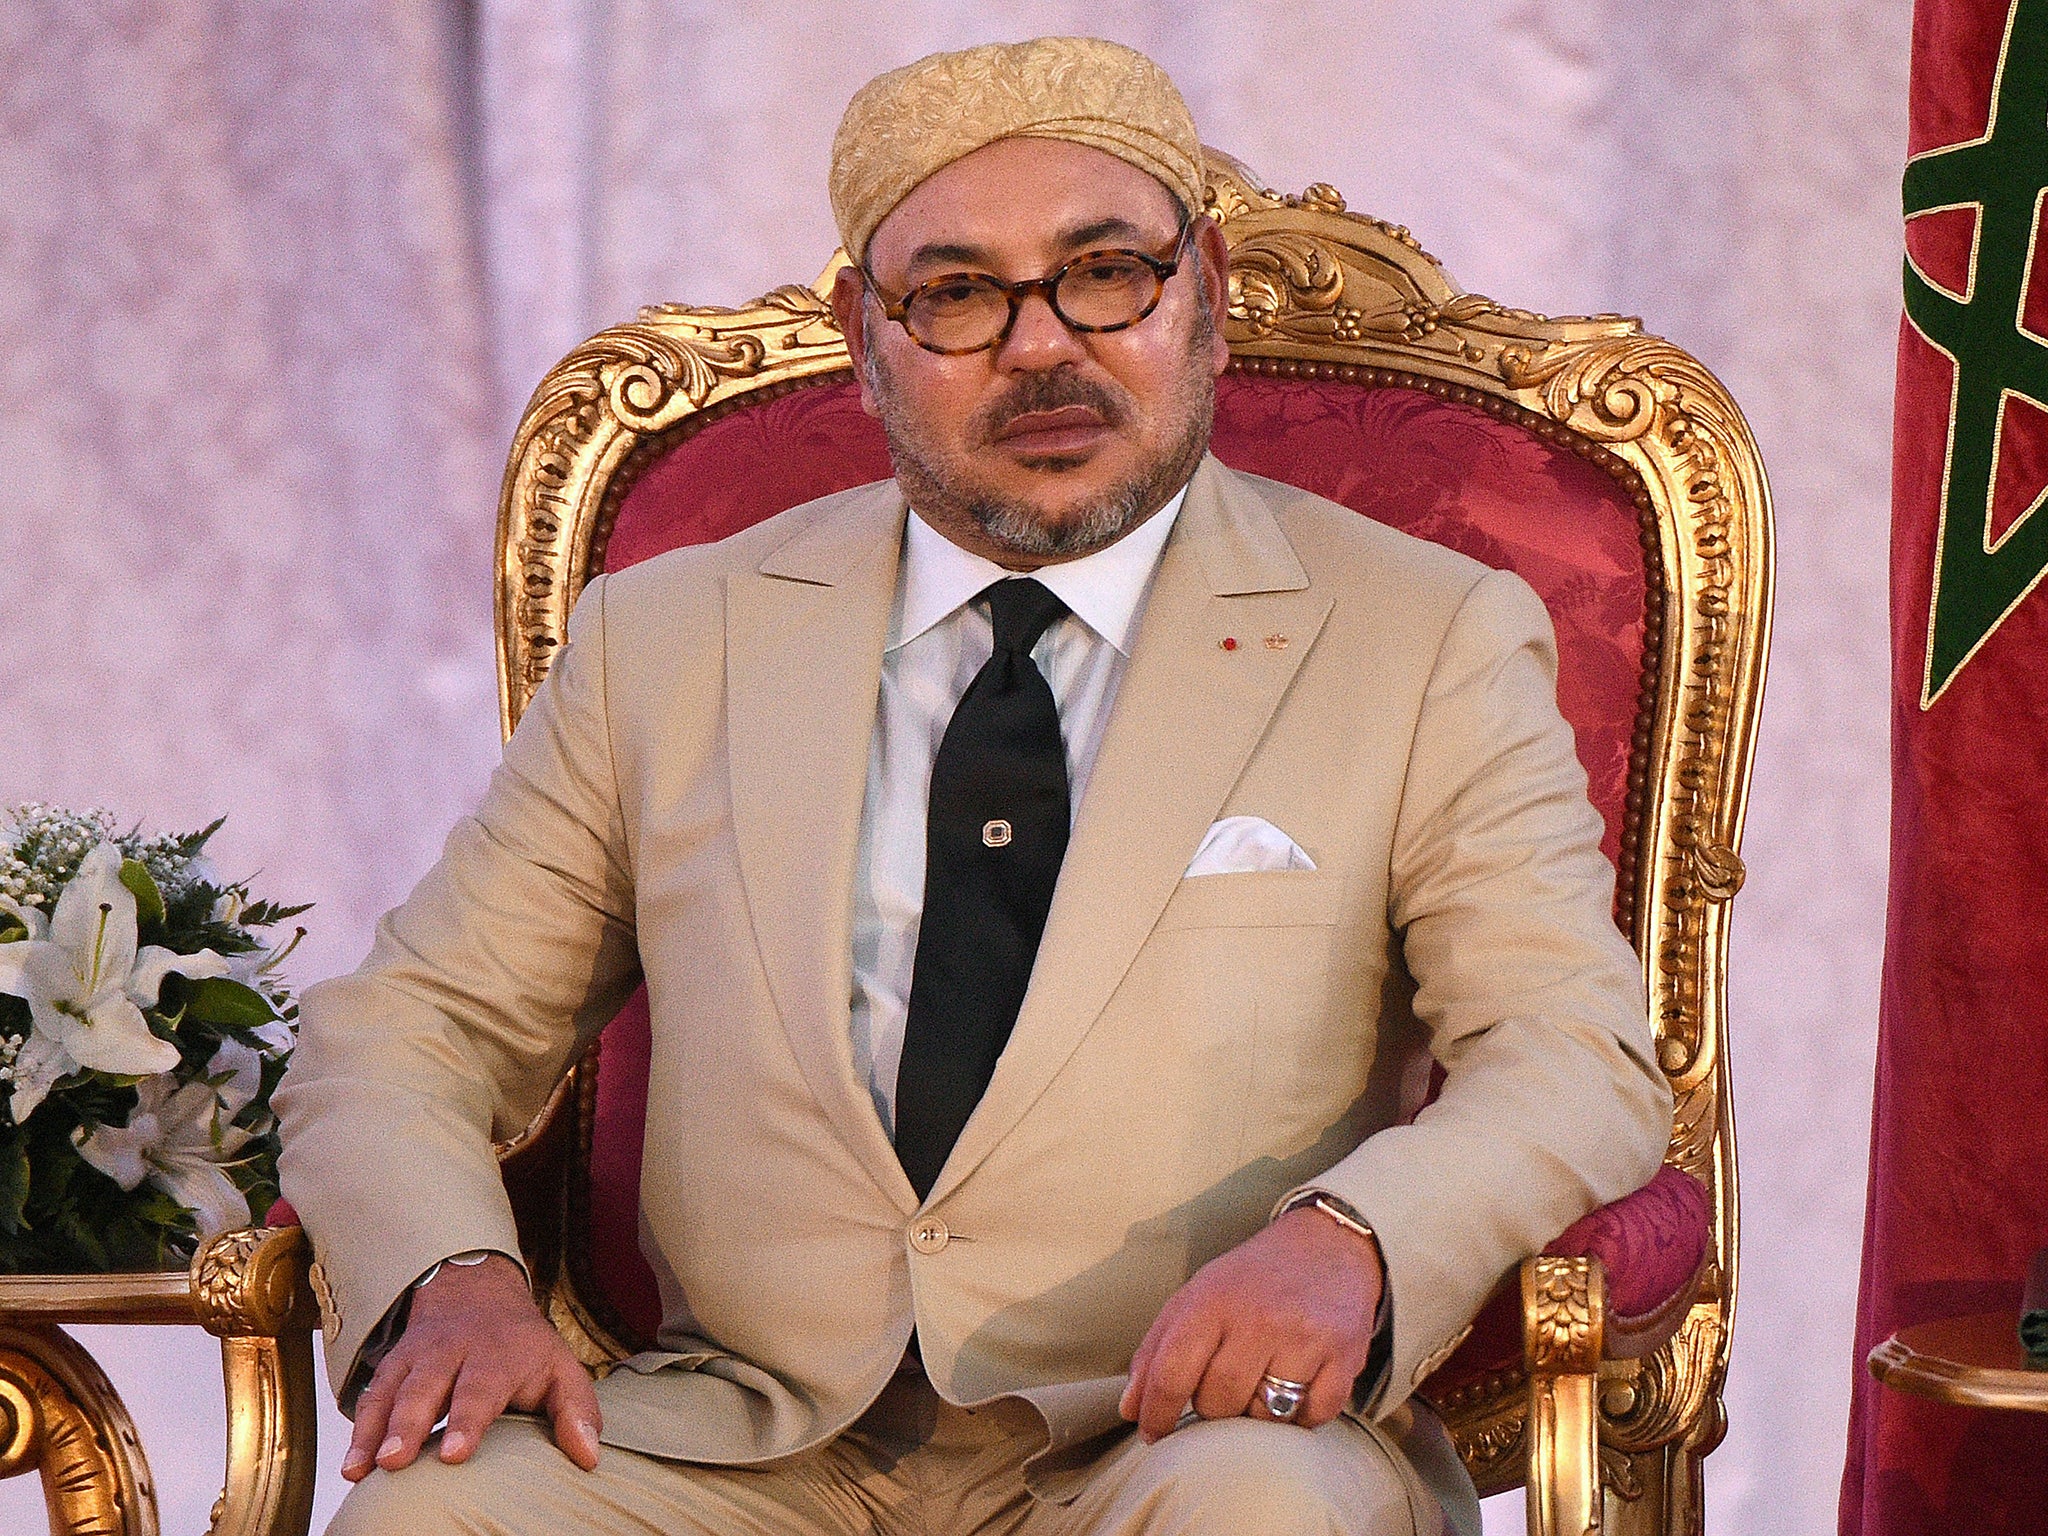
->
[0, 892, 49, 945]
[223, 920, 305, 999]
[0, 842, 230, 1122]
[72, 1040, 262, 1238]
[249, 1018, 296, 1057]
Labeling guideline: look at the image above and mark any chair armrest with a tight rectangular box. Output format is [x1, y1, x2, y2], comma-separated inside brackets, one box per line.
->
[1515, 1170, 1712, 1536]
[191, 1224, 320, 1536]
[1417, 1166, 1713, 1402]
[1523, 1254, 1604, 1536]
[1541, 1164, 1710, 1358]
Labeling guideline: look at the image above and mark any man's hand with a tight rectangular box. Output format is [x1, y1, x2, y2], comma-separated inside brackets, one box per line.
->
[340, 1253, 601, 1481]
[1118, 1205, 1383, 1441]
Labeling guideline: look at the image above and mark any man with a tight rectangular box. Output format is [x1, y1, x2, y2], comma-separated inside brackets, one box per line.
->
[277, 36, 1671, 1536]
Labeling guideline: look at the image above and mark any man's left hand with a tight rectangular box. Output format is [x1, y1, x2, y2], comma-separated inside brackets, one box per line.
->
[1118, 1204, 1383, 1441]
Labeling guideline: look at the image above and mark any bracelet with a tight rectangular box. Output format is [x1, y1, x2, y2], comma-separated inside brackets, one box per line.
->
[413, 1249, 495, 1291]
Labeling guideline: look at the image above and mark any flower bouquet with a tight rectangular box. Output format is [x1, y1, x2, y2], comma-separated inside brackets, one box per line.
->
[0, 805, 306, 1273]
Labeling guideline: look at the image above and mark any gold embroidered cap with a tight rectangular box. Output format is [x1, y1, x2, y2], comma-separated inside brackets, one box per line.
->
[830, 37, 1205, 263]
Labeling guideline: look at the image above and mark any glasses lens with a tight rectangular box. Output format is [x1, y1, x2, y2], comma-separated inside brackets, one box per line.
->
[903, 275, 1012, 351]
[1054, 254, 1162, 329]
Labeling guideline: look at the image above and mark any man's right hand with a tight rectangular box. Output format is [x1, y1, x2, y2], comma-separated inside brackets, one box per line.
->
[340, 1253, 602, 1481]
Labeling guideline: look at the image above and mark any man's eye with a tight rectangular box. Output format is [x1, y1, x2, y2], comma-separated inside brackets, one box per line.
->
[1069, 258, 1144, 288]
[924, 280, 990, 310]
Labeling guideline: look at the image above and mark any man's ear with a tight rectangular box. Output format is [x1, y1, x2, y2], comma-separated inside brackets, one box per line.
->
[1194, 215, 1231, 377]
[831, 265, 882, 417]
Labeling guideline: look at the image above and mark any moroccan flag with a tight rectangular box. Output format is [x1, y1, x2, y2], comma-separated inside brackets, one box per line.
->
[1840, 1, 2048, 1531]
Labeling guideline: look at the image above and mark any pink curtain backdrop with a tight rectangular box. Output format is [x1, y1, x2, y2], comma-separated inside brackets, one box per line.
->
[0, 4, 1907, 1532]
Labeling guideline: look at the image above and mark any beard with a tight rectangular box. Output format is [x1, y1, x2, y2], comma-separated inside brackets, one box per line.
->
[864, 300, 1217, 560]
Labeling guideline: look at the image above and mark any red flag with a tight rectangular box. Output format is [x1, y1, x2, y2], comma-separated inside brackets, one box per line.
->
[1841, 1, 2048, 1530]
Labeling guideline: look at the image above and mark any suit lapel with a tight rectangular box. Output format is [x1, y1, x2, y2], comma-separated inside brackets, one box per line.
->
[929, 459, 1334, 1202]
[726, 482, 916, 1208]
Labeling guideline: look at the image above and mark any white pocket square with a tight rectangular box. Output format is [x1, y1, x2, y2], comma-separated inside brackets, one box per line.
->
[1183, 816, 1317, 877]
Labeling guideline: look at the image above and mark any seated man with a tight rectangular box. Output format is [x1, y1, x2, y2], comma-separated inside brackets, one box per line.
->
[277, 35, 1671, 1536]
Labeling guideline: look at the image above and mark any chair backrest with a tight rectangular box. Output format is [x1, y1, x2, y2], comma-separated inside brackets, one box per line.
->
[492, 151, 1770, 1509]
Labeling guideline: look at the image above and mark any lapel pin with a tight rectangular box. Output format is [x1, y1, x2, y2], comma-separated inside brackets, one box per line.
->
[982, 819, 1013, 848]
[1265, 634, 1290, 650]
[1220, 637, 1239, 651]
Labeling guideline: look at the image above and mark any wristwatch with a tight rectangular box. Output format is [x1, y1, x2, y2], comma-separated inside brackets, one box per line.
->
[1277, 1189, 1378, 1246]
[1277, 1190, 1394, 1405]
[1277, 1190, 1389, 1340]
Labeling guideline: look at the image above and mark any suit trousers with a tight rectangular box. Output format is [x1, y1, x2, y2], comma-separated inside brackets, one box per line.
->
[326, 1368, 1428, 1536]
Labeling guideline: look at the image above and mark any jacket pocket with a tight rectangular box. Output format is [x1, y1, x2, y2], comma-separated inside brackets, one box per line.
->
[1151, 870, 1343, 931]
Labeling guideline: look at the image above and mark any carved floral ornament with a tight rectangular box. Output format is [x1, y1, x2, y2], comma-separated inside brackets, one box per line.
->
[1526, 1257, 1604, 1375]
[192, 1224, 313, 1339]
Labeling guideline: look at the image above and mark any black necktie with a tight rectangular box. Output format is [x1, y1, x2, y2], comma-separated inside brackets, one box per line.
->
[894, 578, 1072, 1199]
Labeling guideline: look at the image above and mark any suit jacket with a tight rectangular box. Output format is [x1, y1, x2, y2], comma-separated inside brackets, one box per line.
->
[276, 454, 1671, 1517]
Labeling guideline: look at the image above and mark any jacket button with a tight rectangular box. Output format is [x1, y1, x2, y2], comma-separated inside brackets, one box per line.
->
[909, 1218, 950, 1254]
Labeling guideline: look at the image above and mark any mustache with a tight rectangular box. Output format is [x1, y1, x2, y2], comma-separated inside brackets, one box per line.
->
[972, 371, 1130, 445]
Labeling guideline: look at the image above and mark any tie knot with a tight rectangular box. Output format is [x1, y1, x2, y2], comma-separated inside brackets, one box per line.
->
[983, 578, 1069, 656]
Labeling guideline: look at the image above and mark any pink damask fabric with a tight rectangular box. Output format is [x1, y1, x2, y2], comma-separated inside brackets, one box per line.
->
[1208, 374, 1650, 873]
[588, 371, 1671, 1352]
[586, 987, 663, 1341]
[609, 374, 1651, 863]
[1547, 1162, 1713, 1317]
[603, 385, 893, 570]
[1415, 1164, 1713, 1402]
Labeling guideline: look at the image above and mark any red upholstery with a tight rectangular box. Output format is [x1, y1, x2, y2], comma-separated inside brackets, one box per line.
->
[605, 375, 1651, 865]
[1414, 1165, 1713, 1402]
[587, 987, 662, 1341]
[602, 385, 892, 572]
[559, 368, 1694, 1362]
[1208, 376, 1650, 874]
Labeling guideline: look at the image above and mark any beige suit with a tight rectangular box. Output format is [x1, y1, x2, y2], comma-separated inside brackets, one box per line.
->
[276, 455, 1671, 1524]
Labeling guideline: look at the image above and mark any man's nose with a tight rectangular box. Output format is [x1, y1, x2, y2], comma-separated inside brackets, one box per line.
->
[993, 288, 1089, 371]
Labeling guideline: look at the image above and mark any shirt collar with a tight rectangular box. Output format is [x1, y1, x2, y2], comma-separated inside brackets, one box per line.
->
[892, 484, 1187, 656]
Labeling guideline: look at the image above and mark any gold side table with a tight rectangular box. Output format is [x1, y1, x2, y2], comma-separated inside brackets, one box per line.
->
[0, 1227, 317, 1536]
[1869, 1313, 2048, 1414]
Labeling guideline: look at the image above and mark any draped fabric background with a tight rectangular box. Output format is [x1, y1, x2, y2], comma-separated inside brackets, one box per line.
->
[0, 3, 1906, 1531]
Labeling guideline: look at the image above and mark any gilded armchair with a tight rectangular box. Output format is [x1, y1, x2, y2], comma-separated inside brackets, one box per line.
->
[194, 151, 1768, 1536]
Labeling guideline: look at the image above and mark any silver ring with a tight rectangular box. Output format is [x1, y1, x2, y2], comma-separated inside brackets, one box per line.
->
[1257, 1372, 1310, 1421]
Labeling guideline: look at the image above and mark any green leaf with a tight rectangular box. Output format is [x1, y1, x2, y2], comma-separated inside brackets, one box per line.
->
[240, 900, 314, 926]
[182, 977, 278, 1028]
[0, 1141, 29, 1236]
[172, 818, 226, 860]
[119, 859, 165, 931]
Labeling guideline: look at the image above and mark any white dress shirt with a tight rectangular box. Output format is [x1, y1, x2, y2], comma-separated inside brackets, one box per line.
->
[849, 488, 1186, 1135]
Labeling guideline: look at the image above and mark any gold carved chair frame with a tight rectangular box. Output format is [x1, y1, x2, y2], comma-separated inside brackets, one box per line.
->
[168, 152, 1768, 1536]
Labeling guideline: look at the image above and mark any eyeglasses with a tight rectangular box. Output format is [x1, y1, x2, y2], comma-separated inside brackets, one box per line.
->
[863, 224, 1193, 356]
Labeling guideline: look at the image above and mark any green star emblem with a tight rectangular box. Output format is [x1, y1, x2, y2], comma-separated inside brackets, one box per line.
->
[1903, 0, 2048, 705]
